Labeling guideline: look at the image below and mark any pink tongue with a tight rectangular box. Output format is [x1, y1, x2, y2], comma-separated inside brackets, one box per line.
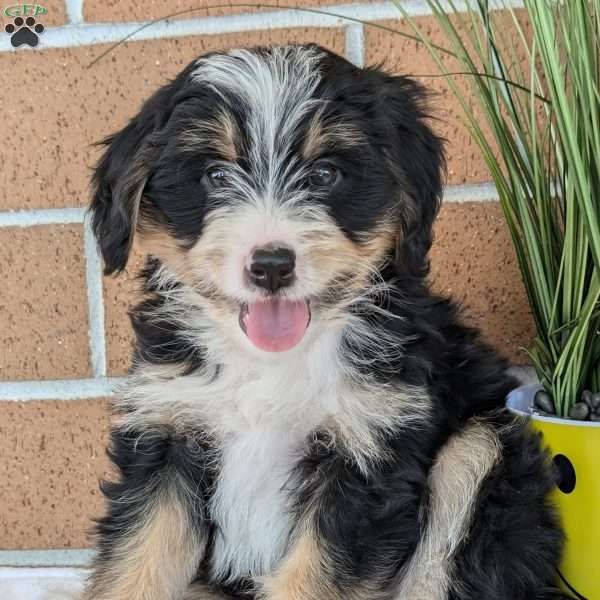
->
[242, 299, 310, 352]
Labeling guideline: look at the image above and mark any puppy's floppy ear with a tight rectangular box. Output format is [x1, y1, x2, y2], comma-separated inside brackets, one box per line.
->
[89, 66, 196, 275]
[91, 123, 150, 275]
[380, 75, 445, 278]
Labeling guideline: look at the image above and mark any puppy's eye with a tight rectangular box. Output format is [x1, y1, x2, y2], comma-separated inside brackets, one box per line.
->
[204, 166, 228, 188]
[308, 163, 340, 188]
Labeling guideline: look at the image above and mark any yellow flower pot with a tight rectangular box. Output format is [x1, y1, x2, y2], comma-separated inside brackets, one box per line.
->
[508, 385, 600, 600]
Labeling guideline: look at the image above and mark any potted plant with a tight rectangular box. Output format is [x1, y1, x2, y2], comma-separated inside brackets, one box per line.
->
[396, 0, 599, 597]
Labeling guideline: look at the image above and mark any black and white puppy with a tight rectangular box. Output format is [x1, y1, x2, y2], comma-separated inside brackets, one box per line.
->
[85, 44, 564, 600]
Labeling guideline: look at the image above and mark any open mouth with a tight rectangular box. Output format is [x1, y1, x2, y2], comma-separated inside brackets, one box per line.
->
[239, 298, 311, 352]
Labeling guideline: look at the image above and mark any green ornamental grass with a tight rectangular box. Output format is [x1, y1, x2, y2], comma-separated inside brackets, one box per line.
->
[395, 0, 600, 417]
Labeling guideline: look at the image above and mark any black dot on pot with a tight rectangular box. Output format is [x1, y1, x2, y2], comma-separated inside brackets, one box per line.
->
[553, 454, 576, 494]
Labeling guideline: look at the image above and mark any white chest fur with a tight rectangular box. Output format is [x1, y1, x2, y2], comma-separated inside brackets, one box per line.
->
[121, 326, 424, 582]
[208, 426, 305, 582]
[204, 331, 342, 582]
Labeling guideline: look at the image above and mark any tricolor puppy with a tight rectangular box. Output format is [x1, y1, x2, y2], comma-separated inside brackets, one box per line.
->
[85, 45, 564, 600]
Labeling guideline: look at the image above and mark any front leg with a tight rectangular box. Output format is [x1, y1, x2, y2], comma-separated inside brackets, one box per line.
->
[394, 420, 502, 600]
[259, 430, 426, 600]
[83, 426, 213, 600]
[259, 518, 403, 600]
[258, 525, 337, 600]
[396, 418, 564, 600]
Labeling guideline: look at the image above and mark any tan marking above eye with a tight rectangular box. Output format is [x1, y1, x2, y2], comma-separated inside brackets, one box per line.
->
[302, 112, 367, 160]
[177, 111, 240, 162]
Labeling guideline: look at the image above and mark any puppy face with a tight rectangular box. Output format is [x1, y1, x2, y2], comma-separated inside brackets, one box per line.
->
[91, 45, 444, 356]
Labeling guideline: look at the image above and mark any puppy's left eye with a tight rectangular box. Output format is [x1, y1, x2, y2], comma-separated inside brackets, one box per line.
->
[204, 166, 228, 189]
[308, 162, 340, 188]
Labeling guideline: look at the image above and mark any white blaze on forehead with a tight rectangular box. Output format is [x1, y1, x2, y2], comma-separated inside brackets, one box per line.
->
[191, 46, 324, 187]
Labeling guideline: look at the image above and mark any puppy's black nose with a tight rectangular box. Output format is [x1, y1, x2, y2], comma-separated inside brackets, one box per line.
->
[248, 247, 296, 292]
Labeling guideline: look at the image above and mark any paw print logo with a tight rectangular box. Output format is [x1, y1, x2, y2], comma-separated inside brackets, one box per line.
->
[5, 16, 44, 47]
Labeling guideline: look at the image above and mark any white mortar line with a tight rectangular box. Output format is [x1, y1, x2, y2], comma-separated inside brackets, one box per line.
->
[0, 363, 533, 403]
[0, 208, 86, 227]
[0, 184, 499, 231]
[345, 23, 365, 67]
[0, 377, 126, 401]
[0, 366, 536, 400]
[442, 182, 499, 203]
[0, 550, 94, 568]
[83, 218, 107, 377]
[0, 370, 536, 401]
[64, 0, 84, 25]
[0, 368, 536, 400]
[0, 1, 524, 53]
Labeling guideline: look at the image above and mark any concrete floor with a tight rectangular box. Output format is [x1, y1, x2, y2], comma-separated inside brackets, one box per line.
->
[0, 567, 86, 600]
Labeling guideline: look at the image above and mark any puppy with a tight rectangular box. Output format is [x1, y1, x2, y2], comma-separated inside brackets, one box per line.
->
[85, 44, 563, 600]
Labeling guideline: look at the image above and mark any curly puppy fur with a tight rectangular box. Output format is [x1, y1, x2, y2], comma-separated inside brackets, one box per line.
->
[85, 44, 564, 600]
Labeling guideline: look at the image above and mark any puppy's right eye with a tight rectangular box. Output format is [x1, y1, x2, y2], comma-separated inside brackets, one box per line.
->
[204, 167, 228, 188]
[308, 161, 340, 189]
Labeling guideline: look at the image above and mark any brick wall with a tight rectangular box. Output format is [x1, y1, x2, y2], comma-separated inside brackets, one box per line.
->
[0, 0, 534, 558]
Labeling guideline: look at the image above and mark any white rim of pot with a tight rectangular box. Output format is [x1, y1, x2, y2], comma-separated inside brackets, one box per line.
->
[507, 384, 600, 428]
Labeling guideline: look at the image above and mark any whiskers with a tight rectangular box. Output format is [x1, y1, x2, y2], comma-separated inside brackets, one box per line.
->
[316, 264, 412, 375]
